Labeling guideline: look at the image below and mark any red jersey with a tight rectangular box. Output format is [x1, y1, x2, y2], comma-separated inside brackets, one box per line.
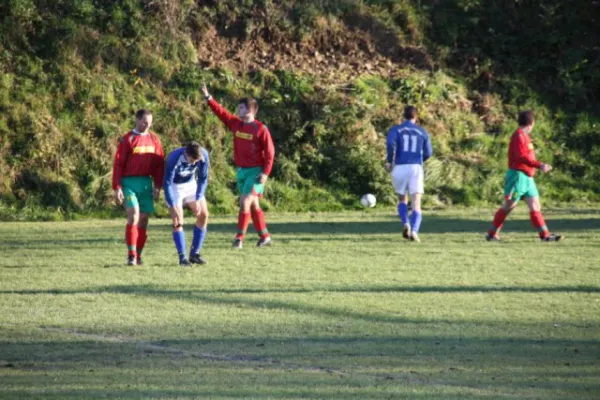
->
[208, 98, 275, 175]
[508, 128, 541, 177]
[112, 130, 165, 190]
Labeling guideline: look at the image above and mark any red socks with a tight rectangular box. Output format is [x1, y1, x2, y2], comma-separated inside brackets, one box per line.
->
[488, 208, 508, 236]
[137, 228, 147, 256]
[125, 224, 138, 257]
[530, 211, 550, 238]
[236, 209, 269, 240]
[236, 212, 251, 239]
[251, 208, 270, 239]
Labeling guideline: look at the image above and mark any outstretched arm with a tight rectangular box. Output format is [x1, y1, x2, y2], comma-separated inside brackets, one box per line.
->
[201, 83, 242, 132]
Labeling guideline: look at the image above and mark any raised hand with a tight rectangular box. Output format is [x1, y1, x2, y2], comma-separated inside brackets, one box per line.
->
[201, 82, 210, 99]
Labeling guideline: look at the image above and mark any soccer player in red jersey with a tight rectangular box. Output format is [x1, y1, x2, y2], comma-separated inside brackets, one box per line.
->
[486, 110, 562, 242]
[112, 109, 165, 265]
[201, 83, 275, 249]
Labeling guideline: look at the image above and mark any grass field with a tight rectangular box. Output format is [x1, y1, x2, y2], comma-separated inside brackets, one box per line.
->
[1, 208, 599, 399]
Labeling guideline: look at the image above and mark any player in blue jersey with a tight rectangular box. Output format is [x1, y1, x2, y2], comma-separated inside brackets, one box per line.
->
[164, 142, 210, 266]
[385, 106, 433, 242]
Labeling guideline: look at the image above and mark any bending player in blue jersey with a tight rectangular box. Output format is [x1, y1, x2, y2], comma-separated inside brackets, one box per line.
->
[164, 142, 210, 266]
[385, 106, 433, 242]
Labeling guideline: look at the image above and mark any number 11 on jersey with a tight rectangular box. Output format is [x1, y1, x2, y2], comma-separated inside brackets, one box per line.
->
[402, 134, 418, 153]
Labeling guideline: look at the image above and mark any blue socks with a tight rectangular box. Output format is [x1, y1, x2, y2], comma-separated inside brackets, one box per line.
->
[174, 227, 207, 259]
[398, 203, 409, 225]
[172, 230, 186, 257]
[190, 226, 206, 255]
[410, 211, 422, 234]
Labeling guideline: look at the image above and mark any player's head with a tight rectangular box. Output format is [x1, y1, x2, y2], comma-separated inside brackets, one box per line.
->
[237, 98, 258, 121]
[184, 141, 203, 163]
[518, 110, 535, 132]
[404, 106, 417, 122]
[135, 109, 153, 133]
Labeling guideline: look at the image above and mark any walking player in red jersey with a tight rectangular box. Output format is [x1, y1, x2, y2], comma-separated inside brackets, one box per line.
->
[486, 110, 562, 242]
[112, 109, 165, 265]
[201, 83, 275, 249]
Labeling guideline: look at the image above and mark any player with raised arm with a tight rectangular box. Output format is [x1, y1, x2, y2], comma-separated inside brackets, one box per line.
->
[385, 106, 433, 242]
[201, 83, 275, 249]
[486, 111, 562, 242]
[164, 141, 210, 266]
[112, 109, 165, 266]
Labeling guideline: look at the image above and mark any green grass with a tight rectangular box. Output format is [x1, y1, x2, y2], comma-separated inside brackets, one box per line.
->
[0, 209, 599, 399]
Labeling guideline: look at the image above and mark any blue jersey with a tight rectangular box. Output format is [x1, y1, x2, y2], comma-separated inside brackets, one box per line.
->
[163, 147, 209, 207]
[386, 121, 432, 165]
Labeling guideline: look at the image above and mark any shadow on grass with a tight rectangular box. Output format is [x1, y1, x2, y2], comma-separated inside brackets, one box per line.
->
[4, 283, 600, 296]
[1, 214, 597, 250]
[0, 333, 598, 399]
[2, 283, 599, 398]
[149, 214, 600, 235]
[3, 284, 600, 330]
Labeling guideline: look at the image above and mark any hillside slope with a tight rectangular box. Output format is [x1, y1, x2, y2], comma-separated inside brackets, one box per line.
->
[0, 0, 598, 220]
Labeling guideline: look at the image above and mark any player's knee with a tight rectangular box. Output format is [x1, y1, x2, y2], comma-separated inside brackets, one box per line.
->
[128, 212, 140, 225]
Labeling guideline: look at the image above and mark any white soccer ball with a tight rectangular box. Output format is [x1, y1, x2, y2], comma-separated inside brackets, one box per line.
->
[360, 193, 376, 208]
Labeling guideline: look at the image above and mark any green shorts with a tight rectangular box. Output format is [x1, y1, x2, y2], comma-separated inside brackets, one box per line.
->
[122, 176, 154, 213]
[504, 169, 539, 202]
[236, 167, 265, 196]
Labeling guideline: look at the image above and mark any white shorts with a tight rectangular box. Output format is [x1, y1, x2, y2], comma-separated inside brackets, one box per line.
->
[167, 181, 200, 208]
[391, 164, 424, 195]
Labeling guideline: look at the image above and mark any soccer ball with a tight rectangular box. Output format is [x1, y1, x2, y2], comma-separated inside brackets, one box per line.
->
[360, 193, 376, 208]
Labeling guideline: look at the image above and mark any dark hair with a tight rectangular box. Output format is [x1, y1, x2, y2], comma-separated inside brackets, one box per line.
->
[135, 109, 152, 120]
[403, 106, 417, 120]
[185, 141, 202, 161]
[239, 98, 259, 113]
[518, 110, 535, 127]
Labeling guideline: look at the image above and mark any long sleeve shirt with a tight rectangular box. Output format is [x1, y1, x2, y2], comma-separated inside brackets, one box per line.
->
[207, 98, 275, 175]
[508, 128, 541, 177]
[386, 121, 432, 165]
[112, 130, 165, 190]
[163, 147, 210, 207]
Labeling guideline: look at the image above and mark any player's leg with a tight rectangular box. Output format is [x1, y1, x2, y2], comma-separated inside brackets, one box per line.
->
[134, 177, 155, 265]
[187, 197, 208, 264]
[121, 177, 141, 265]
[487, 170, 520, 240]
[169, 204, 190, 266]
[391, 165, 410, 238]
[487, 199, 518, 240]
[251, 196, 271, 247]
[233, 167, 262, 248]
[407, 165, 424, 242]
[234, 194, 253, 249]
[397, 194, 410, 239]
[525, 194, 563, 242]
[136, 213, 149, 265]
[125, 206, 140, 265]
[408, 192, 422, 242]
